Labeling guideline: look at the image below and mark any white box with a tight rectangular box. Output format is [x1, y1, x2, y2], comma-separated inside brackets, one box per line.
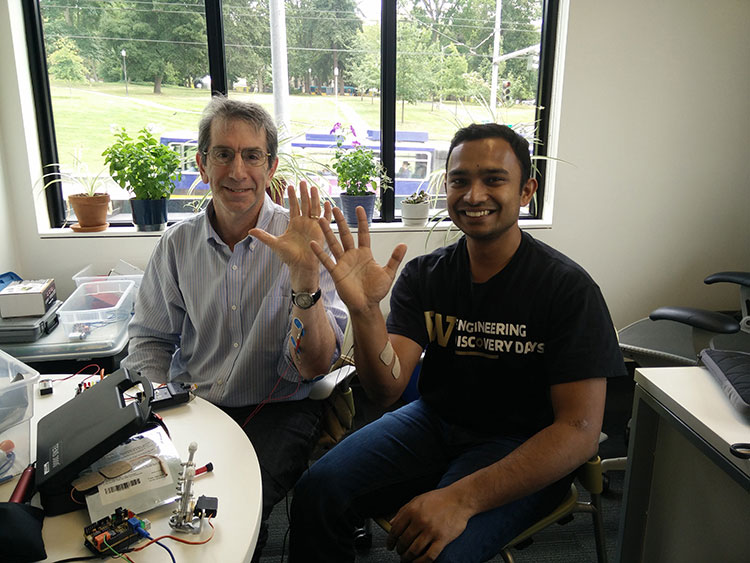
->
[73, 260, 144, 290]
[0, 278, 57, 318]
[0, 349, 40, 478]
[58, 280, 135, 339]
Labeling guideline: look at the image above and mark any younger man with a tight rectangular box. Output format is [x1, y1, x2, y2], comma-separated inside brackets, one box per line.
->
[291, 123, 625, 562]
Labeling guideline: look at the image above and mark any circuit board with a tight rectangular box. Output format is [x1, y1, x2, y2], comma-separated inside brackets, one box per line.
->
[83, 506, 144, 556]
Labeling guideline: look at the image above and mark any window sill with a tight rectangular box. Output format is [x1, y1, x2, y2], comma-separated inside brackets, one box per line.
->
[38, 216, 551, 239]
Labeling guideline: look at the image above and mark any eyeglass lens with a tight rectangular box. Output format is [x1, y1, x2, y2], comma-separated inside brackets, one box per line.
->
[209, 147, 267, 167]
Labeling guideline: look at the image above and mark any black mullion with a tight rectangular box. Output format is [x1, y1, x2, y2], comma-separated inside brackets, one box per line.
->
[24, 1, 65, 228]
[205, 0, 228, 96]
[531, 0, 560, 219]
[380, 0, 397, 221]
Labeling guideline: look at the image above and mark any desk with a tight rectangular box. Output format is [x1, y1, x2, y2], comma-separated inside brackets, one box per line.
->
[0, 318, 129, 374]
[0, 375, 262, 562]
[617, 367, 750, 563]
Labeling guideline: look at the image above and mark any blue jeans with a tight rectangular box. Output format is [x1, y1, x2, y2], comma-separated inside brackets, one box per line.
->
[220, 398, 323, 562]
[290, 399, 571, 563]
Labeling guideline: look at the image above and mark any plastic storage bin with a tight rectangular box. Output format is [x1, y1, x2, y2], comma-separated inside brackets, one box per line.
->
[73, 261, 144, 290]
[58, 280, 135, 339]
[0, 349, 40, 478]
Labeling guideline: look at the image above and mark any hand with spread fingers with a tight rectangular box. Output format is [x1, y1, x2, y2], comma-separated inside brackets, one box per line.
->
[250, 181, 332, 287]
[310, 205, 408, 316]
[386, 487, 474, 563]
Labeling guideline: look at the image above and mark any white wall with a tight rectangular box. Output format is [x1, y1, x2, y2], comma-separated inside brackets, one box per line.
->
[1, 0, 749, 328]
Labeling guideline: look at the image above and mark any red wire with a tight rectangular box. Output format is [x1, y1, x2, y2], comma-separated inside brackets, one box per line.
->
[241, 340, 303, 427]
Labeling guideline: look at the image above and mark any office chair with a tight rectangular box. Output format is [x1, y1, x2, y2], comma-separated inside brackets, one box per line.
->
[605, 272, 750, 483]
[372, 456, 607, 563]
[618, 271, 750, 367]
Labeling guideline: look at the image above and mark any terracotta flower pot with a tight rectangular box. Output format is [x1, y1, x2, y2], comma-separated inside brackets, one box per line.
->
[68, 193, 110, 232]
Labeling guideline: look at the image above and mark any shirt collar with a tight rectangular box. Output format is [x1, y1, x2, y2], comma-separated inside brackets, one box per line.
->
[203, 195, 277, 249]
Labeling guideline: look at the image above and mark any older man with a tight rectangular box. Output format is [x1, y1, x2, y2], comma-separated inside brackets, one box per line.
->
[123, 96, 347, 560]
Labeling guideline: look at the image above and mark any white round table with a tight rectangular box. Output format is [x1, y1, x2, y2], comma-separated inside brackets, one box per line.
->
[0, 375, 262, 562]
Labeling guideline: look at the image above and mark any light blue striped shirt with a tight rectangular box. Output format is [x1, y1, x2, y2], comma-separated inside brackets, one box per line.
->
[122, 197, 348, 407]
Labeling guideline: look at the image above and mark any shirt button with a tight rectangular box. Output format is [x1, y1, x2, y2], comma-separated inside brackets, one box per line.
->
[217, 379, 223, 385]
[231, 305, 237, 311]
[233, 342, 239, 348]
[232, 265, 238, 271]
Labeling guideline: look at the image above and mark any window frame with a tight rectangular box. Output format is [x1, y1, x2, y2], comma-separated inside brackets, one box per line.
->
[25, 0, 560, 228]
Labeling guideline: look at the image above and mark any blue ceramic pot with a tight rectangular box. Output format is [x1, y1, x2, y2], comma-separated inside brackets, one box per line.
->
[339, 193, 376, 228]
[130, 198, 168, 231]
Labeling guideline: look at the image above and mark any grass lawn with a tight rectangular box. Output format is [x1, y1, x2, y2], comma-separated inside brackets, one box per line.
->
[50, 81, 537, 172]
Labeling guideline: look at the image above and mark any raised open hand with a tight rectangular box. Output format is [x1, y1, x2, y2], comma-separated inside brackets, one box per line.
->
[250, 181, 332, 286]
[310, 206, 407, 315]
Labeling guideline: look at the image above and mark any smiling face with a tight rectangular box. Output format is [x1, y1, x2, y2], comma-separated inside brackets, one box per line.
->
[445, 137, 537, 243]
[197, 117, 278, 233]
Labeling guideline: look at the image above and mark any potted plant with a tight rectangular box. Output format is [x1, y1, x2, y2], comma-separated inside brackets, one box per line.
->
[400, 190, 433, 227]
[102, 127, 182, 231]
[329, 123, 389, 227]
[36, 153, 111, 232]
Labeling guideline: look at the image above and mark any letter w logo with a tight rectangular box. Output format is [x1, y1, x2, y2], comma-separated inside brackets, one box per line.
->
[424, 311, 456, 347]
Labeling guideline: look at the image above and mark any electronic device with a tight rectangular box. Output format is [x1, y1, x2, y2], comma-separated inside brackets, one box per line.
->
[36, 368, 153, 515]
[150, 382, 193, 411]
[83, 506, 148, 556]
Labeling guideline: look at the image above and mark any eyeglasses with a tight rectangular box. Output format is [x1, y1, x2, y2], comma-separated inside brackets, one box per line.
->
[203, 147, 271, 167]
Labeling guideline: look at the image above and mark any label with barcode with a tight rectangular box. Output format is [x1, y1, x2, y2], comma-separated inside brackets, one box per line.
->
[103, 478, 141, 495]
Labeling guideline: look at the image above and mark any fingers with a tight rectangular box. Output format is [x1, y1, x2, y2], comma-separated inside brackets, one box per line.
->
[309, 240, 336, 272]
[299, 180, 311, 216]
[318, 213, 345, 260]
[355, 206, 371, 249]
[322, 200, 333, 223]
[309, 183, 322, 217]
[287, 185, 300, 217]
[332, 206, 356, 252]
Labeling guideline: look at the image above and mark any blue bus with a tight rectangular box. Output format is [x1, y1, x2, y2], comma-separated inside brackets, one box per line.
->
[160, 130, 449, 200]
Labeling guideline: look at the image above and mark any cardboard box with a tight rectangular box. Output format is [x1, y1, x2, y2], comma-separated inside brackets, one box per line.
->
[0, 279, 57, 318]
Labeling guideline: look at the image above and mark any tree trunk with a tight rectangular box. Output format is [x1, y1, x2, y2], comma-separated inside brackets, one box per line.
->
[401, 99, 405, 123]
[153, 74, 163, 94]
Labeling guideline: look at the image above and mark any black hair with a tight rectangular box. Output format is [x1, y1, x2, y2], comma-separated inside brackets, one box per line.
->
[446, 123, 532, 189]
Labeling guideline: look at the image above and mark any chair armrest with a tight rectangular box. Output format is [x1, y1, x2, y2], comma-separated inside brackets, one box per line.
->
[704, 271, 750, 287]
[649, 306, 740, 334]
[308, 364, 357, 401]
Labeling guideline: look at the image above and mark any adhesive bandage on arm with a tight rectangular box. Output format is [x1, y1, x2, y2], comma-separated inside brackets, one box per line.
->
[379, 340, 401, 380]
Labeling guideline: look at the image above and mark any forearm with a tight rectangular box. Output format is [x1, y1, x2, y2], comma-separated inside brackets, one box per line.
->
[290, 299, 338, 379]
[121, 336, 176, 384]
[350, 307, 409, 406]
[450, 417, 602, 517]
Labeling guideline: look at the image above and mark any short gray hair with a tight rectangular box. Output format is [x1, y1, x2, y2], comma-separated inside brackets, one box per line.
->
[197, 96, 278, 166]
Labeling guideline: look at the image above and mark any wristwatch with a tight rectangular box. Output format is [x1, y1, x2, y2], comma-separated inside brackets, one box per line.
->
[291, 288, 322, 309]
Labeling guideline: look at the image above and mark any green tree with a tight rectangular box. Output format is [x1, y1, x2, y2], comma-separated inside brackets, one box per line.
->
[98, 1, 207, 94]
[348, 25, 380, 102]
[224, 0, 271, 92]
[292, 0, 361, 94]
[48, 38, 88, 83]
[396, 22, 433, 122]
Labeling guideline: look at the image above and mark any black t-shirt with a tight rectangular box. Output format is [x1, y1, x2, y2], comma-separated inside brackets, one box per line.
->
[386, 232, 626, 437]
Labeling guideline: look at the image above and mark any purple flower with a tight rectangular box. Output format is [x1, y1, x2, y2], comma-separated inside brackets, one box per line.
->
[349, 125, 357, 137]
[329, 122, 342, 135]
[352, 140, 361, 146]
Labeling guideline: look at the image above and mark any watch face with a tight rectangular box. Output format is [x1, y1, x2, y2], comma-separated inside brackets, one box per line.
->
[295, 293, 313, 308]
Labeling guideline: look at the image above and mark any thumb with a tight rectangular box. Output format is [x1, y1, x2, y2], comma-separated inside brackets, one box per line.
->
[249, 228, 277, 248]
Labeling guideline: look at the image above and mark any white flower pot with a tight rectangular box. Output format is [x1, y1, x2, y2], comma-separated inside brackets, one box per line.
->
[400, 201, 430, 227]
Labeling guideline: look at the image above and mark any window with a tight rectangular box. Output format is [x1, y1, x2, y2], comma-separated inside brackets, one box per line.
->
[26, 0, 559, 227]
